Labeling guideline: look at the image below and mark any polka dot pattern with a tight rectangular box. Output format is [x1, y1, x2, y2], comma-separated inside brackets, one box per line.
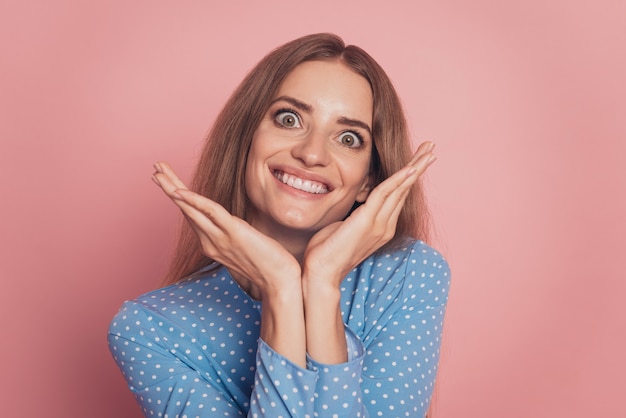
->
[108, 240, 450, 417]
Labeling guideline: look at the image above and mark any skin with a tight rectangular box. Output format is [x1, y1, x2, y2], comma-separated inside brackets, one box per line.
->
[152, 60, 437, 368]
[245, 60, 375, 261]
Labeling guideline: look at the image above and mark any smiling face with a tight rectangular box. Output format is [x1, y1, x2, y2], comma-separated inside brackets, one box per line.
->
[244, 59, 374, 238]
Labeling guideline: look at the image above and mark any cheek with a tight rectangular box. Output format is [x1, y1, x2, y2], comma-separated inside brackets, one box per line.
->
[349, 157, 373, 202]
[247, 128, 281, 162]
[244, 131, 280, 200]
[341, 156, 371, 188]
[244, 135, 262, 195]
[246, 133, 268, 173]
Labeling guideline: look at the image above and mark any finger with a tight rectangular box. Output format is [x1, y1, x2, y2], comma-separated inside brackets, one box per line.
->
[153, 167, 204, 216]
[408, 141, 435, 166]
[168, 192, 224, 236]
[367, 150, 435, 208]
[392, 145, 436, 189]
[153, 161, 189, 191]
[361, 153, 435, 231]
[151, 164, 199, 220]
[151, 165, 220, 232]
[150, 163, 240, 261]
[405, 150, 436, 180]
[152, 172, 184, 201]
[175, 199, 228, 256]
[173, 188, 256, 250]
[151, 162, 241, 238]
[183, 212, 223, 254]
[387, 184, 413, 225]
[174, 188, 234, 226]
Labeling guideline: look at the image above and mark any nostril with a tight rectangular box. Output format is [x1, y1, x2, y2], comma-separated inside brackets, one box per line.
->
[291, 138, 330, 167]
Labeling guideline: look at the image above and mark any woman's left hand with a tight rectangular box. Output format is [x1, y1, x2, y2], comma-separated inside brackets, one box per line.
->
[302, 142, 436, 286]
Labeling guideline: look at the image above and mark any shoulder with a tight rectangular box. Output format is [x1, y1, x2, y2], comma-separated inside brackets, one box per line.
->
[363, 239, 449, 280]
[341, 239, 450, 340]
[123, 266, 251, 314]
[108, 266, 256, 337]
[386, 239, 447, 267]
[397, 239, 450, 309]
[355, 239, 450, 307]
[107, 276, 207, 339]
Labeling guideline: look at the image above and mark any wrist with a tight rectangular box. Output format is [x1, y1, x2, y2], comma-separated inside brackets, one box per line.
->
[301, 267, 344, 293]
[259, 280, 306, 368]
[302, 277, 342, 306]
[302, 281, 346, 364]
[261, 279, 302, 304]
[301, 277, 342, 317]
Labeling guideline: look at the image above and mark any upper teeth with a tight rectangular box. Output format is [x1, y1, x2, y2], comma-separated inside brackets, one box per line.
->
[274, 171, 329, 194]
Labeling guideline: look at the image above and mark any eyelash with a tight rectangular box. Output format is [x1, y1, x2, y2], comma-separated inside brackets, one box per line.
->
[273, 108, 301, 128]
[338, 131, 365, 149]
[272, 108, 365, 149]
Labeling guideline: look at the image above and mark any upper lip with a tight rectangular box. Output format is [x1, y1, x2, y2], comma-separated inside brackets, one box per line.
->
[270, 164, 334, 192]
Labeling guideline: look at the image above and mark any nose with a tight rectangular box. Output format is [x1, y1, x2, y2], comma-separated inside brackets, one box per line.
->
[291, 131, 330, 167]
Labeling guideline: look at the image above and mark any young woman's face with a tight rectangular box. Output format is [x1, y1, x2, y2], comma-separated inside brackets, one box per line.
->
[245, 60, 373, 236]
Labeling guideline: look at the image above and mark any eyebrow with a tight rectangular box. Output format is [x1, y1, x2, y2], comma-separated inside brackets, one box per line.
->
[337, 116, 372, 137]
[271, 95, 372, 136]
[272, 96, 312, 112]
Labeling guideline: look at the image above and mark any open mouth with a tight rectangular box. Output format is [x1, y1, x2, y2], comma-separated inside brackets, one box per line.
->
[273, 170, 330, 194]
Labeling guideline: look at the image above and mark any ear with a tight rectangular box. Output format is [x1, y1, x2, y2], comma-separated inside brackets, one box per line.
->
[355, 174, 373, 203]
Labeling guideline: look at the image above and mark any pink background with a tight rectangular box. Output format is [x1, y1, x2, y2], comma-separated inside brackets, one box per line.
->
[1, 1, 624, 417]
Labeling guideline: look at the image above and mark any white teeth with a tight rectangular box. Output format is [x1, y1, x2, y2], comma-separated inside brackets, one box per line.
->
[274, 171, 329, 194]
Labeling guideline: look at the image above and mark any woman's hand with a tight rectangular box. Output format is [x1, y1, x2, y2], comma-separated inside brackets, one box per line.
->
[302, 141, 437, 286]
[300, 142, 436, 364]
[153, 162, 307, 366]
[152, 162, 301, 299]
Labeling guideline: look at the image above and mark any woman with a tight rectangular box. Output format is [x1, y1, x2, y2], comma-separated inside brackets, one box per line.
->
[108, 33, 450, 417]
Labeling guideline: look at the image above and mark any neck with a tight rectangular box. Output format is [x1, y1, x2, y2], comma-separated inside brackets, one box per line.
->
[231, 218, 312, 301]
[253, 221, 313, 265]
[247, 209, 318, 263]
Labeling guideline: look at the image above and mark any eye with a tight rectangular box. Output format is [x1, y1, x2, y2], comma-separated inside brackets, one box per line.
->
[274, 110, 301, 128]
[338, 131, 363, 148]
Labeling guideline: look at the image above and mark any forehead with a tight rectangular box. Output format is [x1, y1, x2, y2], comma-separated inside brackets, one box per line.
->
[276, 60, 373, 124]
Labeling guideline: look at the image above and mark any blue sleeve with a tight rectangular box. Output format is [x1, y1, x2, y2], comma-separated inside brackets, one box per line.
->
[306, 326, 368, 417]
[251, 339, 318, 417]
[108, 302, 321, 417]
[359, 246, 451, 416]
[108, 302, 251, 417]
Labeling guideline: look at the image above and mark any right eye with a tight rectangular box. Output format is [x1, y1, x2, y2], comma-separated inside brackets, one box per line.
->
[274, 110, 301, 128]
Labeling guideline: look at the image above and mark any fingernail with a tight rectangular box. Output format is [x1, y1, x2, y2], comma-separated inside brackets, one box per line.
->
[407, 167, 417, 177]
[151, 175, 161, 186]
[427, 142, 436, 151]
[428, 154, 437, 164]
[153, 163, 163, 173]
[172, 190, 184, 200]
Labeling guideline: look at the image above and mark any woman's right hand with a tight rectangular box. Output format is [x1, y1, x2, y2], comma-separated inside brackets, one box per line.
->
[152, 162, 302, 299]
[153, 162, 307, 366]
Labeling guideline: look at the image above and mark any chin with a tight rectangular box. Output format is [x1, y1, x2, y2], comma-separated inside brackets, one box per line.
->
[277, 205, 350, 233]
[278, 211, 324, 232]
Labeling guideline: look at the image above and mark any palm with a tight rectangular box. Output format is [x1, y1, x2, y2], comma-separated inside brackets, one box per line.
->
[303, 141, 437, 285]
[303, 201, 385, 284]
[153, 162, 301, 292]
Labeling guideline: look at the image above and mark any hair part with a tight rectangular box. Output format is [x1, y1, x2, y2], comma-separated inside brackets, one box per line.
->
[164, 33, 430, 284]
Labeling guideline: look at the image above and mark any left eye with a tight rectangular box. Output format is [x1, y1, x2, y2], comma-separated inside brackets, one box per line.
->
[338, 132, 362, 148]
[275, 111, 301, 128]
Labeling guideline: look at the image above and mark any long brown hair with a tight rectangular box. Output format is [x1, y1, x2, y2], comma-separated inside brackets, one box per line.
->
[164, 33, 430, 284]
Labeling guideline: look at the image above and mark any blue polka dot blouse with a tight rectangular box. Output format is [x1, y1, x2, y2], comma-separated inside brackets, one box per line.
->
[108, 239, 450, 417]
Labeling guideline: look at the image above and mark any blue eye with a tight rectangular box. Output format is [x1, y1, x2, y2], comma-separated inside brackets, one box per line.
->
[275, 110, 301, 128]
[338, 131, 363, 148]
